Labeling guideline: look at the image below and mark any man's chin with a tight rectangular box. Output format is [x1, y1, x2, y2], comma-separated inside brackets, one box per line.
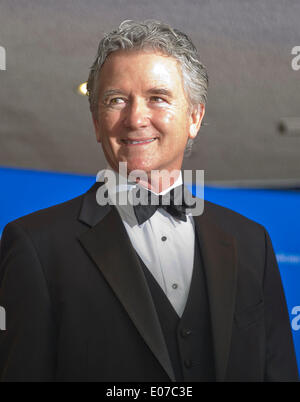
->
[123, 161, 155, 176]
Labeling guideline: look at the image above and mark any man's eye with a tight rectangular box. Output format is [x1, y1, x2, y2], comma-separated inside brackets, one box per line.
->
[109, 97, 125, 105]
[150, 96, 165, 103]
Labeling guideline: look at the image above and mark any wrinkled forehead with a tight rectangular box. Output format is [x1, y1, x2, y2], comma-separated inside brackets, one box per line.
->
[97, 48, 186, 94]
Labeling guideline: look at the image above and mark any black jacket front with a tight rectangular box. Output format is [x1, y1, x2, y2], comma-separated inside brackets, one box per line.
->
[0, 182, 298, 381]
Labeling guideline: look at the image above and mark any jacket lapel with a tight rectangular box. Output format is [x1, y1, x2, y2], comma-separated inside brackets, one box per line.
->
[77, 182, 176, 382]
[194, 211, 238, 381]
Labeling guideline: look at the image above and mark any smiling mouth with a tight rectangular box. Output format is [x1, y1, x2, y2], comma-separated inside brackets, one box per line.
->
[121, 138, 157, 146]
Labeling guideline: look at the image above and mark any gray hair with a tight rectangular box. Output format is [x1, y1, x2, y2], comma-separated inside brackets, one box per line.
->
[87, 19, 208, 156]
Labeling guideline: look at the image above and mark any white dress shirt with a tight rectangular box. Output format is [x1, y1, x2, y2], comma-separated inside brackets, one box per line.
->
[97, 167, 196, 317]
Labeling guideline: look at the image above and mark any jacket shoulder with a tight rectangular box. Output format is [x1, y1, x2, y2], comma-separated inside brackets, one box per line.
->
[4, 192, 86, 236]
[203, 199, 266, 237]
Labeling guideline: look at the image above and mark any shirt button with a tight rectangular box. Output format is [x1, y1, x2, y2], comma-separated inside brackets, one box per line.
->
[184, 359, 192, 369]
[161, 236, 167, 241]
[180, 329, 192, 338]
[172, 283, 178, 289]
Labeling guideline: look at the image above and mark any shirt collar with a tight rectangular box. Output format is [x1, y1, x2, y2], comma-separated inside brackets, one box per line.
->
[96, 165, 184, 227]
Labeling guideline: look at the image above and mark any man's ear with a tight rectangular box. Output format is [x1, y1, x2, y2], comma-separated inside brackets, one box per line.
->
[92, 113, 102, 143]
[188, 103, 205, 139]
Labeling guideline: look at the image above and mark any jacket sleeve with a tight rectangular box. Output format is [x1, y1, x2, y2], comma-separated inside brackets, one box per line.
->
[0, 222, 56, 381]
[263, 228, 299, 381]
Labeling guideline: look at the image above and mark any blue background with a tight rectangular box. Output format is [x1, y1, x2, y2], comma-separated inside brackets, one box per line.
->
[1, 166, 299, 373]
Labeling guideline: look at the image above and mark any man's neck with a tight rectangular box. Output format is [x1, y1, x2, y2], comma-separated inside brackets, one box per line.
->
[136, 169, 182, 194]
[102, 163, 183, 195]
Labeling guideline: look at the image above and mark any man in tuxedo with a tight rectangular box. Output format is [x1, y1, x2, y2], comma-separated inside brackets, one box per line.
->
[0, 20, 298, 382]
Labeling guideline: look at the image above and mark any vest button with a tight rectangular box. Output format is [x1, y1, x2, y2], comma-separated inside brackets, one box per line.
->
[184, 359, 192, 369]
[181, 328, 192, 338]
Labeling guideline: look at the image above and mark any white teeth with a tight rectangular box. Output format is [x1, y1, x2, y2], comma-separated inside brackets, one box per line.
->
[124, 138, 156, 144]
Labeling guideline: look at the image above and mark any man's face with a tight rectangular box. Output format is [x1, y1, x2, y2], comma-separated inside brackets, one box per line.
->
[92, 49, 204, 175]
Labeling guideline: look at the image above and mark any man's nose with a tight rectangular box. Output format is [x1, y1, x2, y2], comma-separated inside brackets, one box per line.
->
[123, 99, 150, 129]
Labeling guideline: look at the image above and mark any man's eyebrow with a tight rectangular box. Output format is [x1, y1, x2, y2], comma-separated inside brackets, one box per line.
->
[101, 87, 174, 101]
[101, 89, 125, 100]
[147, 87, 173, 97]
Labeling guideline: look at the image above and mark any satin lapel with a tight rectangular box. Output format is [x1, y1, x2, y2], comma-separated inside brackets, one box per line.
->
[194, 212, 238, 381]
[78, 184, 176, 382]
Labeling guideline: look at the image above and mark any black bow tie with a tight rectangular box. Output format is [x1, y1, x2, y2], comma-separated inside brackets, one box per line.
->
[132, 184, 193, 225]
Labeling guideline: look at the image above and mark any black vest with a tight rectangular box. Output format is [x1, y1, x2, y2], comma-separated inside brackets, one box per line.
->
[137, 227, 215, 382]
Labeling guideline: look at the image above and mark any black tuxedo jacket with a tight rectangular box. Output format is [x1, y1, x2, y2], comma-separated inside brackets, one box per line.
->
[0, 182, 298, 381]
